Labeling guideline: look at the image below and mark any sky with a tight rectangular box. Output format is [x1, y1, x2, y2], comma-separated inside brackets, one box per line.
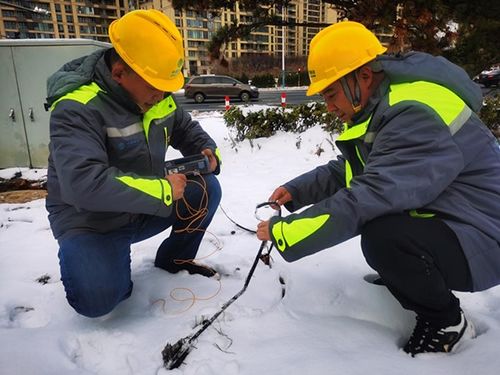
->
[1, 106, 500, 375]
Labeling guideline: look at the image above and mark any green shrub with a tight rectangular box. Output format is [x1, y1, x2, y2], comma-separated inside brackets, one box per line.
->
[251, 73, 276, 88]
[284, 71, 311, 87]
[234, 73, 250, 85]
[223, 102, 343, 142]
[480, 95, 500, 141]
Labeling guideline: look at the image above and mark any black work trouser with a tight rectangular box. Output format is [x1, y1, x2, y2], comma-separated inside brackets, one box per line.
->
[361, 214, 473, 327]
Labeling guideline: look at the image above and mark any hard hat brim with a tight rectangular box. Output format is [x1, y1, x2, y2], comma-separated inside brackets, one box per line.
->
[143, 71, 185, 93]
[306, 78, 333, 96]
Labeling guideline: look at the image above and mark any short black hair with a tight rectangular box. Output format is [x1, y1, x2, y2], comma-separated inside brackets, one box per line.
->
[107, 48, 132, 71]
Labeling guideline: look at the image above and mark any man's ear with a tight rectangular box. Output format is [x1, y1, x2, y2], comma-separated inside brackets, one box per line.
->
[111, 61, 127, 84]
[358, 65, 373, 87]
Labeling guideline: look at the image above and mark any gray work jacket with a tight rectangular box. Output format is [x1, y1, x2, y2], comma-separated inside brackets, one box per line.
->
[269, 52, 500, 291]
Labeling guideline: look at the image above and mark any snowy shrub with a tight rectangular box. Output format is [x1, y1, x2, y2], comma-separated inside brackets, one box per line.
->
[223, 102, 343, 142]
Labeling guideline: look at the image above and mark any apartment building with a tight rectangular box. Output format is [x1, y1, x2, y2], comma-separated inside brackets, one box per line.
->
[139, 0, 338, 75]
[0, 1, 337, 74]
[0, 0, 137, 40]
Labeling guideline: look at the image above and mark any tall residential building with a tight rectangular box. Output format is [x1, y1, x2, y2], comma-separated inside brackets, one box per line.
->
[0, 0, 137, 41]
[0, 1, 337, 74]
[139, 0, 338, 75]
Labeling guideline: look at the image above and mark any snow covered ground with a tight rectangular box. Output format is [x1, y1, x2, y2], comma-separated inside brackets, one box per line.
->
[1, 107, 500, 375]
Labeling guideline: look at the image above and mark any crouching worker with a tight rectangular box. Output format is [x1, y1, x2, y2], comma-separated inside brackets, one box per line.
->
[45, 10, 222, 318]
[257, 21, 500, 356]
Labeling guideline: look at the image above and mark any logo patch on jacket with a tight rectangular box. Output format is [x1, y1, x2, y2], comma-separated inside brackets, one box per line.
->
[117, 138, 141, 151]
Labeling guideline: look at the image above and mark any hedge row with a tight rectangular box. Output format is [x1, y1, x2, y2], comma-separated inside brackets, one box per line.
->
[224, 94, 499, 142]
[223, 102, 342, 142]
[234, 71, 311, 88]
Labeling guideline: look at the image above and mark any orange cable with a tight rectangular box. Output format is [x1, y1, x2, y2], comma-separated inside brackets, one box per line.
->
[152, 174, 223, 315]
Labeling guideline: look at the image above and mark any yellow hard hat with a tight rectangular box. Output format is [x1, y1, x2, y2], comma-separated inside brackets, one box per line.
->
[109, 9, 185, 92]
[306, 21, 387, 96]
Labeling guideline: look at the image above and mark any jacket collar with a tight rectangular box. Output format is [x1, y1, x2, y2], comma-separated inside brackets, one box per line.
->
[349, 76, 390, 126]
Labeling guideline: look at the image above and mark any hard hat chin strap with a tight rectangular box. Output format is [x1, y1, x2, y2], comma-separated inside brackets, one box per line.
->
[340, 71, 362, 113]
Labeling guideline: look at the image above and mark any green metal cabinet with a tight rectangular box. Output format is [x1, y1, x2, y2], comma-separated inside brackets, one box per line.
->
[0, 39, 110, 168]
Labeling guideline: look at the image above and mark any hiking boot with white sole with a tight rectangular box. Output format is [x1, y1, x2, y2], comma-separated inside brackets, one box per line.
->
[403, 310, 475, 357]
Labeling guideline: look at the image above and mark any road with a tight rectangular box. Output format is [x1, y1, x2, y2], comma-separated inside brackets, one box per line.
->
[173, 86, 497, 112]
[173, 89, 322, 112]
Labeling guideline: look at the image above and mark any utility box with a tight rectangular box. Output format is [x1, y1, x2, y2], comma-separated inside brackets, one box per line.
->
[0, 39, 110, 168]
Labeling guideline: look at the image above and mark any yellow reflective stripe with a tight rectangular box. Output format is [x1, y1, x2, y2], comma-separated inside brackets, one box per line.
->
[116, 176, 173, 206]
[355, 145, 365, 167]
[409, 209, 435, 219]
[389, 82, 467, 126]
[215, 147, 222, 165]
[272, 214, 330, 252]
[337, 116, 371, 141]
[345, 160, 353, 188]
[143, 96, 177, 140]
[50, 82, 102, 110]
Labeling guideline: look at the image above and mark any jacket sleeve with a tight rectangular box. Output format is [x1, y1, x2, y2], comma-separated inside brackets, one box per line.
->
[269, 104, 464, 262]
[282, 158, 346, 212]
[170, 102, 222, 174]
[50, 100, 174, 216]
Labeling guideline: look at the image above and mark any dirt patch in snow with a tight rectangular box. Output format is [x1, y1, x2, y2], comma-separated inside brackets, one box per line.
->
[0, 175, 47, 203]
[0, 189, 47, 204]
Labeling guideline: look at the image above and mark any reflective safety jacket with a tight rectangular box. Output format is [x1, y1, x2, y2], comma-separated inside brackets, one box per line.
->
[46, 49, 220, 239]
[269, 52, 500, 291]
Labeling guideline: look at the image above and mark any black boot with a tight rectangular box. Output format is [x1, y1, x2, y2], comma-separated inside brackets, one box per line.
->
[156, 259, 218, 278]
[403, 310, 475, 356]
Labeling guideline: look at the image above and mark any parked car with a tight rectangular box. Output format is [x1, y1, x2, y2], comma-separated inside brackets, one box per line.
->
[473, 65, 500, 87]
[184, 75, 259, 103]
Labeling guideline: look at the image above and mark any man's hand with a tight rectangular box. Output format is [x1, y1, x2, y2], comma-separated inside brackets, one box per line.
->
[201, 148, 217, 172]
[165, 173, 187, 201]
[269, 186, 292, 207]
[257, 220, 271, 241]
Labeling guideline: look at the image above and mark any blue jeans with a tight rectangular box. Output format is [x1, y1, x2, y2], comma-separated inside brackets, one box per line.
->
[58, 174, 222, 318]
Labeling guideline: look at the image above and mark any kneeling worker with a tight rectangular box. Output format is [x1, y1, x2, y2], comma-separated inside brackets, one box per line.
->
[46, 10, 222, 318]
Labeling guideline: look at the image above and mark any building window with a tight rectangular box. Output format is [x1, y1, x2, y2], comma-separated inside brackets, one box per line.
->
[4, 21, 17, 29]
[36, 23, 54, 32]
[186, 19, 206, 28]
[187, 30, 208, 39]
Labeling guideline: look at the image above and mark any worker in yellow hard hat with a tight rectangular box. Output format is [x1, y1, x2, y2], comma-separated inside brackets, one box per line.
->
[257, 21, 500, 356]
[46, 9, 223, 318]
